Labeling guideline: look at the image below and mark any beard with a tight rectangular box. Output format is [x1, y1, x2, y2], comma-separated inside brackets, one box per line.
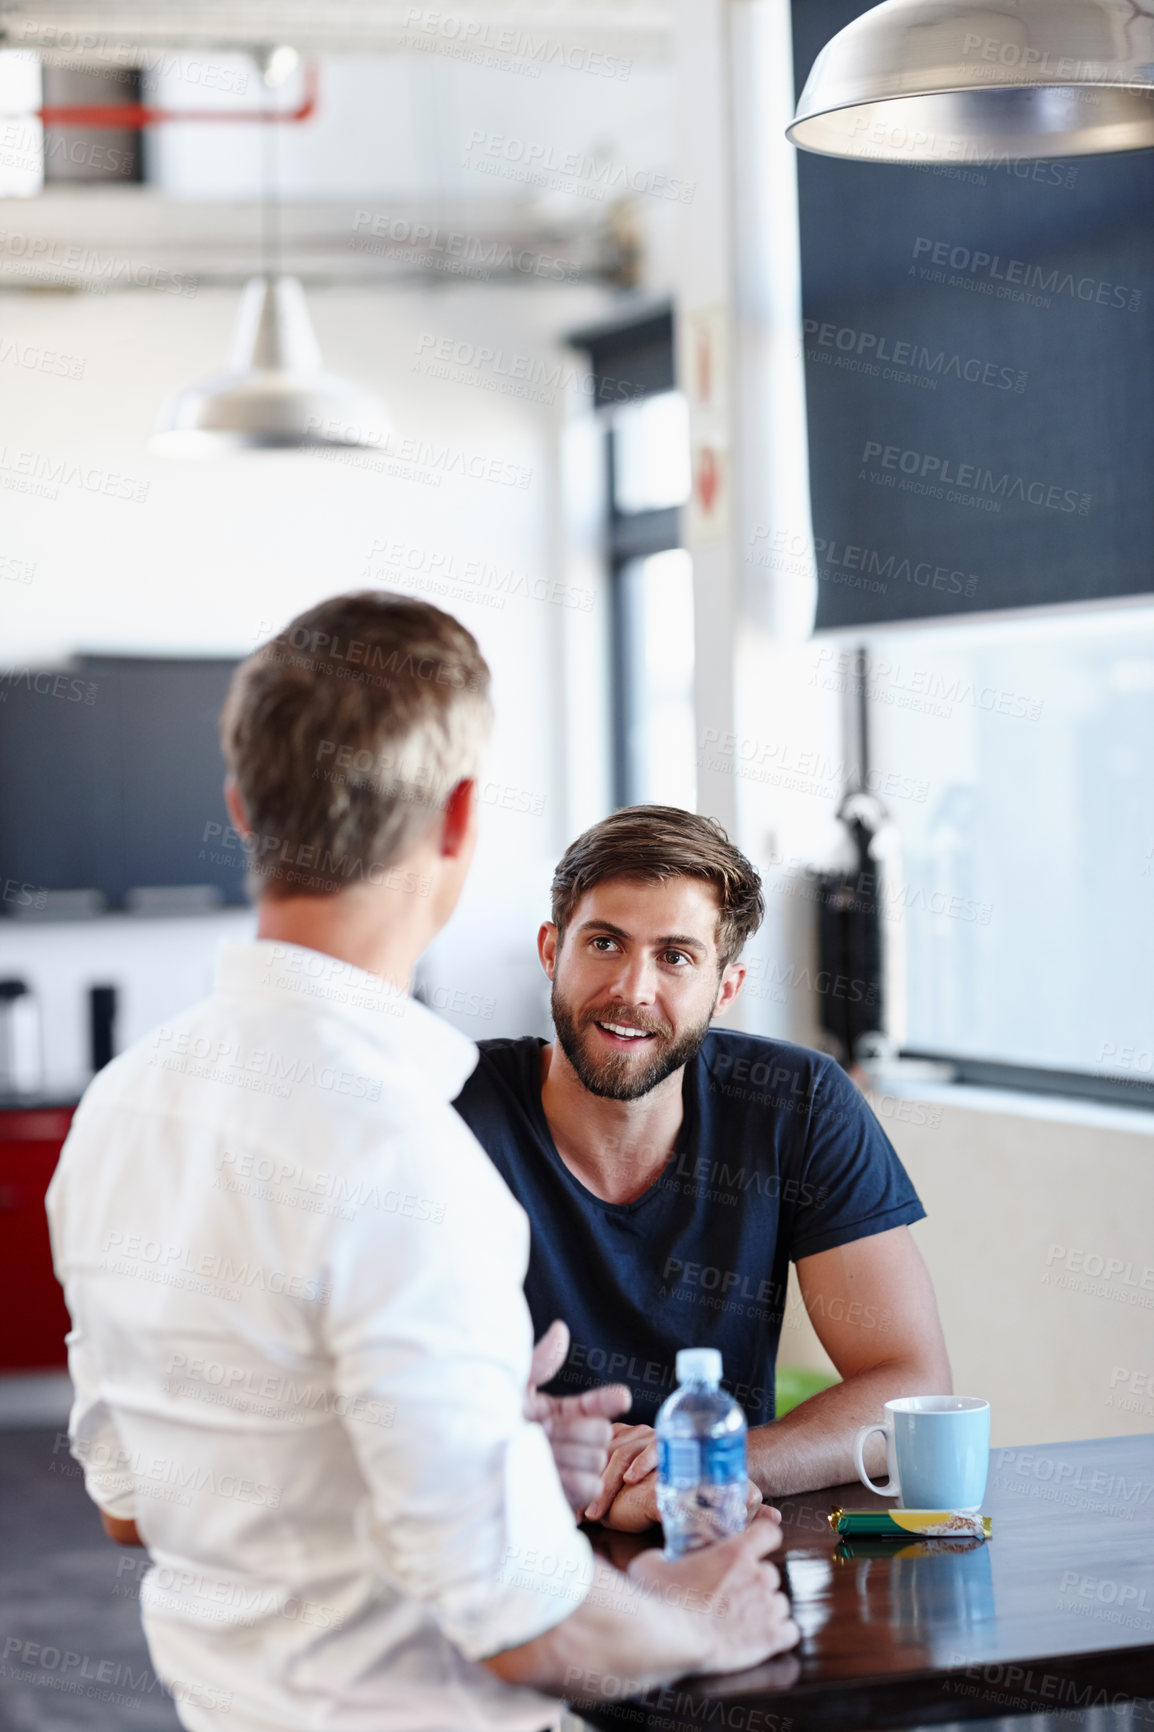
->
[550, 981, 715, 1101]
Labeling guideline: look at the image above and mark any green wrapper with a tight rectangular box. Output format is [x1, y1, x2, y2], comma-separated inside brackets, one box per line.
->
[829, 1508, 991, 1540]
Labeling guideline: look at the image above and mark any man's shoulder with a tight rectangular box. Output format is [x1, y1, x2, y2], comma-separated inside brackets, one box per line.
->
[694, 1030, 857, 1138]
[62, 993, 508, 1202]
[456, 1035, 543, 1100]
[68, 988, 449, 1148]
[69, 995, 216, 1112]
[475, 1035, 545, 1060]
[698, 1027, 836, 1080]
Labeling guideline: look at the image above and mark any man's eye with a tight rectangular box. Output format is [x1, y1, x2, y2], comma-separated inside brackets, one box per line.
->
[591, 936, 618, 952]
[664, 951, 690, 966]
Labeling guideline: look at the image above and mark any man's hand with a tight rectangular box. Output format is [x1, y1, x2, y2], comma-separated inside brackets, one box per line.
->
[602, 1467, 764, 1534]
[626, 1507, 798, 1675]
[484, 1506, 798, 1695]
[524, 1320, 631, 1515]
[584, 1421, 655, 1522]
[586, 1420, 763, 1533]
[100, 1511, 143, 1547]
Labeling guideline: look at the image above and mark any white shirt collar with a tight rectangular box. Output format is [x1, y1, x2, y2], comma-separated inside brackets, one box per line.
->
[215, 940, 479, 1102]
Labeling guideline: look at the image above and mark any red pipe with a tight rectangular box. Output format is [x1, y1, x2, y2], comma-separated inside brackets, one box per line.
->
[33, 59, 317, 126]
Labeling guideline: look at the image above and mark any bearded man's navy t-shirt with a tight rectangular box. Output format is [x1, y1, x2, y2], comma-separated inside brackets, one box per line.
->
[452, 1030, 926, 1429]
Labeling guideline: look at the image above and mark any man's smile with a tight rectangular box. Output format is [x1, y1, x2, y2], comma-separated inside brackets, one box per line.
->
[591, 1018, 661, 1049]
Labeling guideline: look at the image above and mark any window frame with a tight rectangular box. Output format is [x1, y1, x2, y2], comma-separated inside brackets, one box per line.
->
[567, 304, 683, 808]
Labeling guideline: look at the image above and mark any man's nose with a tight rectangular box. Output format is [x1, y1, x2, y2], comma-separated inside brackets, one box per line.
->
[607, 953, 658, 1004]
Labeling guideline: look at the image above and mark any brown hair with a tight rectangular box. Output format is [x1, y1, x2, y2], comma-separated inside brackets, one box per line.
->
[221, 591, 492, 898]
[550, 805, 764, 968]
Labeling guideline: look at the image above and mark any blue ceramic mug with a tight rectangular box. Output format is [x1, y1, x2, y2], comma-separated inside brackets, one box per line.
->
[853, 1396, 990, 1511]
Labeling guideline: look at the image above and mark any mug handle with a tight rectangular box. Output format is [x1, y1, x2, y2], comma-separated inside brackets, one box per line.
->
[854, 1422, 900, 1497]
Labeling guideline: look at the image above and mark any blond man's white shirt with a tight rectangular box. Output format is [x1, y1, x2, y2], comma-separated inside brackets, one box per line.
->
[46, 940, 593, 1732]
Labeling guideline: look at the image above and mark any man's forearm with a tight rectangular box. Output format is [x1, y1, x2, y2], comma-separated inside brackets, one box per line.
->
[750, 1353, 952, 1499]
[483, 1558, 710, 1696]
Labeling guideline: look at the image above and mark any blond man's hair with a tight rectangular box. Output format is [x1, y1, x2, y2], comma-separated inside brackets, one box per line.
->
[221, 592, 492, 898]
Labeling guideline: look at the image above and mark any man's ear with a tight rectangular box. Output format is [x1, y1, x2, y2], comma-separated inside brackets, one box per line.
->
[712, 960, 746, 1021]
[538, 922, 559, 980]
[224, 774, 250, 838]
[439, 778, 477, 859]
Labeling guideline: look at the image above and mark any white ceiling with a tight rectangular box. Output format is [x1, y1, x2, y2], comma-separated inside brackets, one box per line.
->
[1, 0, 672, 58]
[0, 6, 677, 289]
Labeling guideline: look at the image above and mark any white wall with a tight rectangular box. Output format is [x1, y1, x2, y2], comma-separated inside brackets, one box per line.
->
[0, 275, 617, 1076]
[777, 1088, 1154, 1448]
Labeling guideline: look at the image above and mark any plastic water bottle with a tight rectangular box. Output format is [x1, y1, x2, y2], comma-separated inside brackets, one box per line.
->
[656, 1348, 747, 1558]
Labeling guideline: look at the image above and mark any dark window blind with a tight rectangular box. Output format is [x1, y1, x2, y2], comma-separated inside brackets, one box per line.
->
[792, 0, 1154, 630]
[567, 304, 674, 405]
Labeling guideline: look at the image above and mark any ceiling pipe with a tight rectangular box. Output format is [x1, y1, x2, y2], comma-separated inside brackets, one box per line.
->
[21, 58, 318, 126]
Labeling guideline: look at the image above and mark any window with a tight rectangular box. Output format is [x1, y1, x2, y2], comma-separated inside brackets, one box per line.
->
[863, 605, 1154, 1107]
[568, 307, 695, 810]
[608, 391, 693, 806]
[612, 390, 691, 516]
[617, 548, 695, 810]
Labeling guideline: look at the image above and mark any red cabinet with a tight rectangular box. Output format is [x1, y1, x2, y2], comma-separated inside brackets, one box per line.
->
[0, 1106, 75, 1370]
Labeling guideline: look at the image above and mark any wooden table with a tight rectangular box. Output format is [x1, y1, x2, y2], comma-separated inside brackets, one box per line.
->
[582, 1434, 1154, 1732]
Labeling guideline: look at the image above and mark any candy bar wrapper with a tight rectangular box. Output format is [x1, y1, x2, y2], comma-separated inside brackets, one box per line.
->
[829, 1508, 991, 1540]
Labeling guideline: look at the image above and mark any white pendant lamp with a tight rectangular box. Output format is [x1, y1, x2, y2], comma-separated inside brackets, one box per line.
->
[153, 48, 390, 455]
[788, 0, 1154, 162]
[151, 273, 391, 454]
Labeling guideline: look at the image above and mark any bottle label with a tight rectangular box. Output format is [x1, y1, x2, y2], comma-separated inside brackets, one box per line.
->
[658, 1432, 746, 1487]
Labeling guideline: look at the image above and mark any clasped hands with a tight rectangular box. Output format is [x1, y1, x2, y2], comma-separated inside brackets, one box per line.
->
[526, 1320, 763, 1532]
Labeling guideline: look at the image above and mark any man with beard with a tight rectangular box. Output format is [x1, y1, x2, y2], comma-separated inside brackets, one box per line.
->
[453, 805, 952, 1533]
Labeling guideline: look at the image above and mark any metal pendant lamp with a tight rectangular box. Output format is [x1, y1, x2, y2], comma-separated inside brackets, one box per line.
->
[153, 50, 390, 455]
[788, 0, 1154, 162]
[151, 273, 391, 454]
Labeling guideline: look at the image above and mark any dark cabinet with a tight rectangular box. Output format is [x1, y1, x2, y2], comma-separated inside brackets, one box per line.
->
[0, 1107, 74, 1370]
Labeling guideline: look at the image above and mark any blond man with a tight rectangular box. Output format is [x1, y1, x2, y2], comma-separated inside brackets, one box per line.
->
[48, 596, 797, 1732]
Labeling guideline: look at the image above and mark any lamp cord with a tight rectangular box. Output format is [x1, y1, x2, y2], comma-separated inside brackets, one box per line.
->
[259, 59, 281, 282]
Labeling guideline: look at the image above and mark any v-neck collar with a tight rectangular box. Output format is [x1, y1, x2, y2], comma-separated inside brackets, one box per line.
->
[523, 1036, 699, 1215]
